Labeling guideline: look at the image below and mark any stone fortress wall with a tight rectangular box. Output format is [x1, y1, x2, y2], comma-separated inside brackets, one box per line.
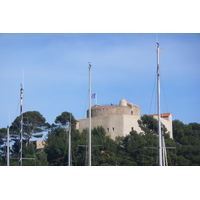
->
[77, 99, 173, 140]
[88, 99, 140, 118]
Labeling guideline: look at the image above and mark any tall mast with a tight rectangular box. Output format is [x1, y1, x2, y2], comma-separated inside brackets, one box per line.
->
[7, 126, 10, 166]
[157, 43, 163, 166]
[19, 84, 23, 166]
[68, 113, 71, 166]
[162, 127, 167, 166]
[88, 63, 92, 166]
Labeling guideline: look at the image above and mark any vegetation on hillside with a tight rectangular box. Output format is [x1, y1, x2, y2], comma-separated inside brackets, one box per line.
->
[0, 111, 200, 166]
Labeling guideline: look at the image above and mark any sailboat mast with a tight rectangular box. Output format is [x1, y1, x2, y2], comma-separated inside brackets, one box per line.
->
[19, 84, 23, 166]
[157, 43, 163, 166]
[88, 63, 92, 166]
[7, 126, 10, 166]
[68, 113, 71, 166]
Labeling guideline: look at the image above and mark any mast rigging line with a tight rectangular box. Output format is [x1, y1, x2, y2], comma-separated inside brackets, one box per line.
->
[149, 50, 169, 115]
[160, 74, 169, 114]
[149, 71, 157, 115]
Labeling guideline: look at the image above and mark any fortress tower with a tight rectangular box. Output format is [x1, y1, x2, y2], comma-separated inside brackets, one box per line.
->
[77, 99, 173, 140]
[77, 99, 142, 140]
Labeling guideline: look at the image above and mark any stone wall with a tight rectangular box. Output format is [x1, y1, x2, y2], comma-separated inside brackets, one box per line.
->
[78, 114, 142, 140]
[151, 113, 173, 138]
[87, 99, 140, 118]
[77, 99, 173, 140]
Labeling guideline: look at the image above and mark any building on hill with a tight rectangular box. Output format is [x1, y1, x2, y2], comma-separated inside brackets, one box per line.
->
[30, 140, 46, 151]
[76, 99, 173, 140]
[149, 113, 173, 138]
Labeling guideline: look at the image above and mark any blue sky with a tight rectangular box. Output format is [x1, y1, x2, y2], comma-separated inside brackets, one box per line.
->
[0, 1, 200, 194]
[0, 33, 200, 128]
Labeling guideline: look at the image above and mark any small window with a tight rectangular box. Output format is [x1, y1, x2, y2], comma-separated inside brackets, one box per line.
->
[112, 127, 114, 131]
[131, 111, 133, 115]
[107, 128, 109, 131]
[131, 127, 134, 131]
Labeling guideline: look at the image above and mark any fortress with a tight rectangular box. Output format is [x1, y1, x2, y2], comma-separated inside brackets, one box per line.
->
[77, 99, 173, 140]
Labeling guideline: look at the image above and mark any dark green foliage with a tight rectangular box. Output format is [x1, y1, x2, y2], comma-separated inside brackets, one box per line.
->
[54, 111, 76, 131]
[10, 111, 50, 146]
[44, 127, 68, 166]
[138, 115, 168, 135]
[35, 151, 48, 166]
[7, 141, 48, 166]
[0, 128, 6, 145]
[138, 115, 158, 134]
[44, 125, 120, 166]
[172, 120, 200, 165]
[91, 126, 118, 166]
[115, 118, 200, 166]
[1, 110, 200, 166]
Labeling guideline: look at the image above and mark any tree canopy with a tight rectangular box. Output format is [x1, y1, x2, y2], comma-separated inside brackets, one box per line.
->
[1, 110, 200, 166]
[54, 111, 76, 131]
[10, 111, 50, 146]
[138, 115, 168, 135]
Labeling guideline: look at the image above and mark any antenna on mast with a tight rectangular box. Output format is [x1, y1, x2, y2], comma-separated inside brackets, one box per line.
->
[88, 62, 91, 68]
